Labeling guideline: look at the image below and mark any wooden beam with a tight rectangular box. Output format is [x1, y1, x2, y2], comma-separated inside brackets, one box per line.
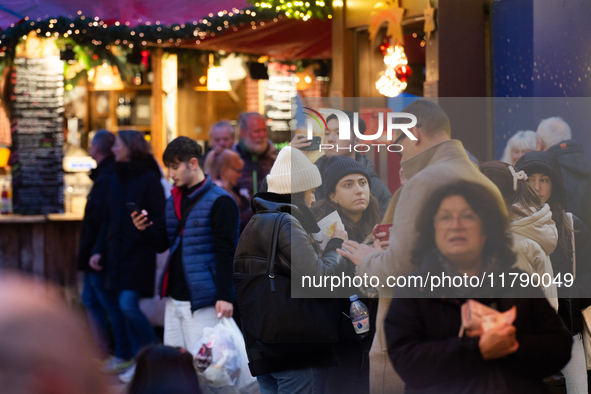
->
[151, 48, 165, 166]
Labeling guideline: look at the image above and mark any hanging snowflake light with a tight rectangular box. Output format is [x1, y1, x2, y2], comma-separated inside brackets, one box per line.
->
[376, 44, 409, 97]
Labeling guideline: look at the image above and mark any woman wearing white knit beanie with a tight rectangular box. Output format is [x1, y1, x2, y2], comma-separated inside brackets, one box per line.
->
[266, 146, 323, 207]
[234, 146, 350, 394]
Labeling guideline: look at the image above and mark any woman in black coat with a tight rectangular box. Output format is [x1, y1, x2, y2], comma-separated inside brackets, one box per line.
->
[90, 130, 166, 363]
[385, 181, 571, 394]
[517, 151, 591, 392]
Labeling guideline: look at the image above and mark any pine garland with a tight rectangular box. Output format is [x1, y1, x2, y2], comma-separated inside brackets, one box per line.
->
[0, 8, 282, 54]
[249, 0, 332, 20]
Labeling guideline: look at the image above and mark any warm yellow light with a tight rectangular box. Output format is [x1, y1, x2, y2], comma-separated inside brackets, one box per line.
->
[304, 75, 312, 83]
[207, 67, 232, 91]
[93, 63, 124, 90]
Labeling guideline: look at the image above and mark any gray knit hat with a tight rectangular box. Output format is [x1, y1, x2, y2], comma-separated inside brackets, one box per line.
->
[323, 155, 372, 196]
[267, 146, 322, 194]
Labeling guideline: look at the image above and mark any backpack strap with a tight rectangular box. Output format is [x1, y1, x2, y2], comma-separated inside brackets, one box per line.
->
[267, 213, 285, 292]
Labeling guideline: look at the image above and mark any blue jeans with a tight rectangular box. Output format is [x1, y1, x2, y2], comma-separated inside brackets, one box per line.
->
[257, 367, 328, 394]
[119, 290, 159, 356]
[82, 272, 132, 360]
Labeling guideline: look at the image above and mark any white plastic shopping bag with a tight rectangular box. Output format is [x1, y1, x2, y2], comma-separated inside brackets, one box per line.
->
[192, 318, 258, 394]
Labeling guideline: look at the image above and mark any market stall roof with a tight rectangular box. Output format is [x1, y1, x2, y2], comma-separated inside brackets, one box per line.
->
[0, 0, 250, 29]
[188, 17, 331, 60]
[0, 0, 331, 59]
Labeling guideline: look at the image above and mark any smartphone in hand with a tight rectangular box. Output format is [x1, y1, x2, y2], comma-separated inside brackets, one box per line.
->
[373, 224, 393, 242]
[299, 136, 322, 151]
[126, 202, 140, 214]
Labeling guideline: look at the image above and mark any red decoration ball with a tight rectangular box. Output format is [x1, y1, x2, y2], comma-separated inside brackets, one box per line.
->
[395, 64, 412, 82]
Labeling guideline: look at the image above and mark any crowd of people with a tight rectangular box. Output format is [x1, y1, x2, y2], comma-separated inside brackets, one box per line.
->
[4, 101, 591, 394]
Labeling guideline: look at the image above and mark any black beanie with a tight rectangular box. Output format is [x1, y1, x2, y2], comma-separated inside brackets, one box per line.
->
[323, 155, 372, 196]
[515, 151, 567, 209]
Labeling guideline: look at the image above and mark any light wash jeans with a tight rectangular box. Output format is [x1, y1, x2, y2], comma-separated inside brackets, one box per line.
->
[163, 298, 217, 353]
[562, 334, 588, 394]
[257, 367, 328, 394]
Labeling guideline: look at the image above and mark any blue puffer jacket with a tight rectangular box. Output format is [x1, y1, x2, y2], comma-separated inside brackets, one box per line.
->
[159, 176, 238, 311]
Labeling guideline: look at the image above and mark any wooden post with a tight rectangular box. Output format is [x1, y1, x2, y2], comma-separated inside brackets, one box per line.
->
[151, 48, 165, 166]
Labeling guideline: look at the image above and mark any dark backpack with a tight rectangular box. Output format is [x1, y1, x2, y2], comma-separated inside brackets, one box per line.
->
[233, 212, 341, 344]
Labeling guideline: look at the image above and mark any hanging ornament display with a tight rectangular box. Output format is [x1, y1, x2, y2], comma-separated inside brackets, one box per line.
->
[375, 43, 409, 97]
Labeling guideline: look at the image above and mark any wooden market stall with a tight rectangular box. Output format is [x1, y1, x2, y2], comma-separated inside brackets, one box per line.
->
[0, 0, 333, 289]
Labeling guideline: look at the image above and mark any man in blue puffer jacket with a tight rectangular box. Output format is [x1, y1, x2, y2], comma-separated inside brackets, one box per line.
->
[132, 136, 239, 352]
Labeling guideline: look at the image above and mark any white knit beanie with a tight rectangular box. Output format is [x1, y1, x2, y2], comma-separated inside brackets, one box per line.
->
[267, 146, 322, 194]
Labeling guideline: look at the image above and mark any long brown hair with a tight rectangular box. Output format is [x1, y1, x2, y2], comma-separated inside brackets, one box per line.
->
[312, 196, 382, 243]
[117, 129, 151, 161]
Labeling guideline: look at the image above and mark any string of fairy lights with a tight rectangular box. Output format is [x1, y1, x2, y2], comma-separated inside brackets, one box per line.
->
[0, 8, 282, 54]
[0, 0, 412, 98]
[0, 0, 332, 53]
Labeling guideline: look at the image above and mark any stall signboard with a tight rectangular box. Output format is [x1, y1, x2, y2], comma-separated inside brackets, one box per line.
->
[11, 56, 65, 214]
[263, 63, 297, 142]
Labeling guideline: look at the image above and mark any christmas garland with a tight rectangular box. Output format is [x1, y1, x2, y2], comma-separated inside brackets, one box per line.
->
[248, 0, 332, 20]
[0, 8, 282, 54]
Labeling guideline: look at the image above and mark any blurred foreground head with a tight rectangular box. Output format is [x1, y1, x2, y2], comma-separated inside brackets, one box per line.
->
[0, 272, 109, 394]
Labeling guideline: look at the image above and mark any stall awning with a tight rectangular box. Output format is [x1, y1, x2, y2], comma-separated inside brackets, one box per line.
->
[187, 17, 331, 60]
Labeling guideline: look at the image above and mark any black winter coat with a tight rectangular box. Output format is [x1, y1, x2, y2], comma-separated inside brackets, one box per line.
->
[93, 156, 166, 297]
[233, 192, 350, 376]
[314, 153, 392, 214]
[385, 253, 572, 394]
[550, 215, 591, 334]
[78, 156, 115, 271]
[547, 140, 591, 231]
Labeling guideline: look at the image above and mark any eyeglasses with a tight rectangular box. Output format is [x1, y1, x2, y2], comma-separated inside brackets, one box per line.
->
[392, 124, 421, 157]
[433, 212, 480, 229]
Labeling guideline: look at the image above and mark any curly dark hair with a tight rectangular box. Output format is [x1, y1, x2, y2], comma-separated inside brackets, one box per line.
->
[410, 181, 515, 268]
[163, 136, 203, 167]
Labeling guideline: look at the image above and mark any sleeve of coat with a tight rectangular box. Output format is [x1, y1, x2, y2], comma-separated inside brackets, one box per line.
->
[501, 296, 572, 379]
[572, 216, 591, 307]
[91, 178, 112, 256]
[358, 175, 425, 282]
[385, 294, 485, 387]
[279, 215, 349, 278]
[143, 173, 167, 226]
[512, 241, 559, 311]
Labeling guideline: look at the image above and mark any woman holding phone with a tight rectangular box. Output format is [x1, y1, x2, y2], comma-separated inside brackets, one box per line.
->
[89, 129, 166, 381]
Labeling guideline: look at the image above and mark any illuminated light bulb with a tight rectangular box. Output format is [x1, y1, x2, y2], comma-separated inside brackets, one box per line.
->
[376, 45, 409, 97]
[304, 75, 312, 83]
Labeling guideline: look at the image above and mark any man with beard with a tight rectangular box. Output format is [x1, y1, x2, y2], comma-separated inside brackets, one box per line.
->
[234, 112, 278, 201]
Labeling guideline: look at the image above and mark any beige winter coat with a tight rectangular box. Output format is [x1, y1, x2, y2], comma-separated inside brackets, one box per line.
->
[359, 140, 506, 394]
[510, 204, 559, 310]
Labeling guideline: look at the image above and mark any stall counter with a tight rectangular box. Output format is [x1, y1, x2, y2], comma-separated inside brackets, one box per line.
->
[0, 213, 84, 302]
